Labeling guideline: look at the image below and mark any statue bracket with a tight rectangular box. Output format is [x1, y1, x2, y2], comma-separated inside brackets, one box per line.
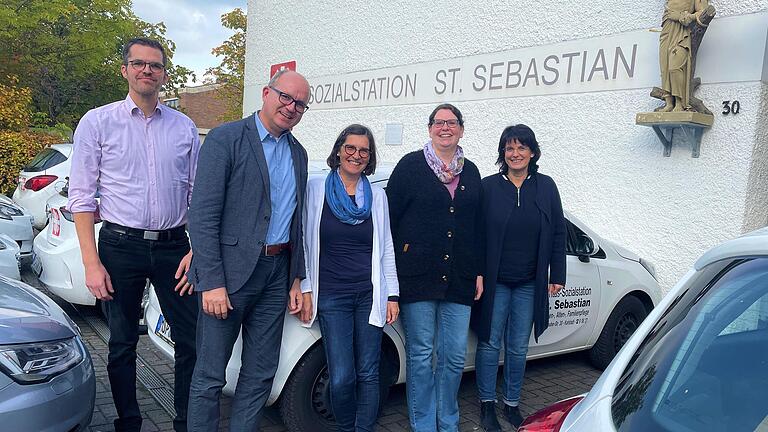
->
[636, 112, 713, 158]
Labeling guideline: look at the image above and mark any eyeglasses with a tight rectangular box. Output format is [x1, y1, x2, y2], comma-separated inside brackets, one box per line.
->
[342, 144, 370, 159]
[126, 60, 166, 73]
[504, 145, 532, 154]
[269, 86, 309, 113]
[432, 119, 460, 128]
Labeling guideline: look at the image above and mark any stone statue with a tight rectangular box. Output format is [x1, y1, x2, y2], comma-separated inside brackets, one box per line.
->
[654, 0, 716, 114]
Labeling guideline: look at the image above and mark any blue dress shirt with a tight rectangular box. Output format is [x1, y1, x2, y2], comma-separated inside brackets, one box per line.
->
[254, 112, 297, 245]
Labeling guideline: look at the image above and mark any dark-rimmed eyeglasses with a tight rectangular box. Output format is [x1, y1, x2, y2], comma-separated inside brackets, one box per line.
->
[126, 60, 166, 73]
[343, 144, 370, 159]
[432, 119, 460, 128]
[269, 86, 309, 113]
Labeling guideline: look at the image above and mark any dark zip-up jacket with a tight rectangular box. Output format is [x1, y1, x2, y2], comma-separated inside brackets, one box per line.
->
[470, 172, 566, 342]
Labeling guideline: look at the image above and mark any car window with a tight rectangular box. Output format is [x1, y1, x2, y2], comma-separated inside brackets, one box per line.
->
[612, 258, 768, 432]
[565, 219, 604, 258]
[24, 148, 67, 172]
[565, 219, 577, 254]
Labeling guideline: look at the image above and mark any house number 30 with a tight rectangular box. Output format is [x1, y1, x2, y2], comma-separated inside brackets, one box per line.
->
[722, 100, 741, 115]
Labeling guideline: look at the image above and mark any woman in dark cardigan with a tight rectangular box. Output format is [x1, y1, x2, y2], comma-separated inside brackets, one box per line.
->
[470, 124, 566, 431]
[386, 103, 483, 432]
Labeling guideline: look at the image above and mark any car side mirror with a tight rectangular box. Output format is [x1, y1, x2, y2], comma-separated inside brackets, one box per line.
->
[58, 177, 70, 197]
[53, 180, 67, 194]
[576, 234, 597, 262]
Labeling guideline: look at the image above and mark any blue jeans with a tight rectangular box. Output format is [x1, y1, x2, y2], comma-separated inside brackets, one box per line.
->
[317, 288, 383, 432]
[401, 300, 471, 432]
[188, 254, 289, 432]
[475, 281, 535, 406]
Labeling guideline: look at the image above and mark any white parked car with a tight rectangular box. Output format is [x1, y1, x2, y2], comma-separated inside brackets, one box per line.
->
[519, 227, 768, 432]
[145, 162, 661, 432]
[0, 234, 21, 280]
[33, 180, 155, 327]
[12, 143, 72, 229]
[32, 182, 102, 306]
[0, 194, 34, 260]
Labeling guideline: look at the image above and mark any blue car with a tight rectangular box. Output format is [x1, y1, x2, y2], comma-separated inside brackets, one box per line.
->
[0, 275, 95, 432]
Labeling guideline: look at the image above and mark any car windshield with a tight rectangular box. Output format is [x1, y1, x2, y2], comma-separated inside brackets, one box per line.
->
[612, 258, 768, 432]
[24, 148, 67, 172]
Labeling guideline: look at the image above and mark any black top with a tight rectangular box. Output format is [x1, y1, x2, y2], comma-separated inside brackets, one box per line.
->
[497, 175, 541, 284]
[386, 151, 482, 305]
[319, 197, 373, 293]
[470, 172, 567, 343]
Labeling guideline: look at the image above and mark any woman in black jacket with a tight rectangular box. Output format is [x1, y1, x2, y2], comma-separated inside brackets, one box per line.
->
[386, 103, 483, 432]
[471, 124, 566, 431]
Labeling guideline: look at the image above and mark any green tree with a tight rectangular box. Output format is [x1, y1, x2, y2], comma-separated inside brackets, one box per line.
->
[0, 0, 194, 128]
[204, 8, 245, 122]
[0, 77, 66, 194]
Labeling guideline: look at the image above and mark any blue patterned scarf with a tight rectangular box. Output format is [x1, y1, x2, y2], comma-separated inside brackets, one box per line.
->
[324, 170, 372, 225]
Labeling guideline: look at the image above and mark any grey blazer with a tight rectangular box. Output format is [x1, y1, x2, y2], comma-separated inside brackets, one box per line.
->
[188, 114, 308, 294]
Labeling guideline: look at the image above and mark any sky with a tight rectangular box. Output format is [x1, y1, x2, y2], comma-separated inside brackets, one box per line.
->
[132, 0, 247, 85]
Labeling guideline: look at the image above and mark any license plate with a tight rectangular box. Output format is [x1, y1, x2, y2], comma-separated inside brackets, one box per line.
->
[31, 253, 42, 277]
[154, 314, 175, 346]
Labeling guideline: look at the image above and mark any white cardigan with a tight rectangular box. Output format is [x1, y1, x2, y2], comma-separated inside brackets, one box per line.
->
[300, 175, 399, 328]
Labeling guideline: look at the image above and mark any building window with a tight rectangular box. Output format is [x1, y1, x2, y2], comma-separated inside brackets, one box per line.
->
[164, 98, 180, 109]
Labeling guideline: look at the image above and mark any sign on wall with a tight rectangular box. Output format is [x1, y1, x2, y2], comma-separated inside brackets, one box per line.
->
[305, 31, 658, 110]
[270, 60, 297, 78]
[245, 13, 766, 113]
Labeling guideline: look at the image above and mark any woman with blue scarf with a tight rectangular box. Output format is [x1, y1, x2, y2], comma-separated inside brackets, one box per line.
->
[298, 124, 400, 432]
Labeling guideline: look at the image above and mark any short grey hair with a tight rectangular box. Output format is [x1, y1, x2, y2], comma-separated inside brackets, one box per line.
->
[268, 68, 289, 87]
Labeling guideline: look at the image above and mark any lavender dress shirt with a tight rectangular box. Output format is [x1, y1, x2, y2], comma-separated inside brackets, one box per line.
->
[68, 95, 200, 230]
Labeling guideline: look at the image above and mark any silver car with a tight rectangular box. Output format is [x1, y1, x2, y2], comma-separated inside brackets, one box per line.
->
[0, 275, 95, 432]
[0, 234, 21, 280]
[0, 194, 34, 261]
[519, 226, 768, 432]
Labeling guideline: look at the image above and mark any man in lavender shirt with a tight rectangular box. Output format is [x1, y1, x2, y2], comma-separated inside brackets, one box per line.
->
[68, 37, 199, 432]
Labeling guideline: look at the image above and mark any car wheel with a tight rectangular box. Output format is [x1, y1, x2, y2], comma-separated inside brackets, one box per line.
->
[589, 296, 647, 370]
[279, 342, 395, 432]
[280, 344, 336, 432]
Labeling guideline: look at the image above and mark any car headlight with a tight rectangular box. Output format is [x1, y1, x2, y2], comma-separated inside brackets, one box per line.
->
[639, 258, 657, 281]
[0, 203, 24, 220]
[0, 241, 5, 251]
[0, 337, 83, 384]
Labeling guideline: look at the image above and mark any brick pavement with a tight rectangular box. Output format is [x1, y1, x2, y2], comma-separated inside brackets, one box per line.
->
[89, 321, 600, 432]
[23, 271, 602, 431]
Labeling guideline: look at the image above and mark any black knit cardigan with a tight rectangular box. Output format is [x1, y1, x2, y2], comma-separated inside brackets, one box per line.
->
[386, 151, 483, 305]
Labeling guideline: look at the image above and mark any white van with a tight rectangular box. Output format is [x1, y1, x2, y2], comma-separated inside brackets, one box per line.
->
[144, 161, 661, 432]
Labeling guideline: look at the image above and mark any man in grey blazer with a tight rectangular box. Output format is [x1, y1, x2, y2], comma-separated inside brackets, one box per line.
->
[186, 69, 311, 431]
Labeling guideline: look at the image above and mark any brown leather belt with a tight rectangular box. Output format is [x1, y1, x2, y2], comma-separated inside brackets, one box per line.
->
[262, 242, 291, 256]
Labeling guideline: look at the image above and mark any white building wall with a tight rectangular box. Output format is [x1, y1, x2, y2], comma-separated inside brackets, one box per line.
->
[244, 0, 768, 291]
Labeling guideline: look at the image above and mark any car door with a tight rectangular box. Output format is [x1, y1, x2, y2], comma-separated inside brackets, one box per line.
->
[527, 219, 602, 357]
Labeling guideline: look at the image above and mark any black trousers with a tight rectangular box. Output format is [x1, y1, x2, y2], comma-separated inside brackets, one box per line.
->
[99, 227, 198, 432]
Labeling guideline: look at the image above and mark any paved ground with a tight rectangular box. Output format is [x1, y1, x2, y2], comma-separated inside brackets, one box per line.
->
[23, 271, 602, 432]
